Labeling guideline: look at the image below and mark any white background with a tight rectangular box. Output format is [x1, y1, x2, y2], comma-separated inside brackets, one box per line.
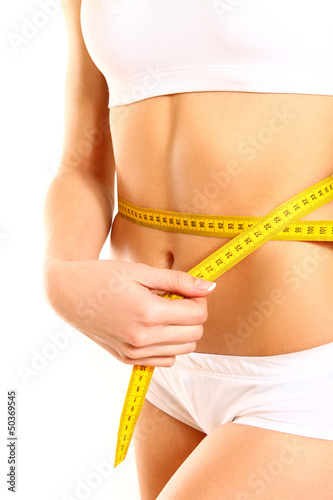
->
[1, 1, 140, 499]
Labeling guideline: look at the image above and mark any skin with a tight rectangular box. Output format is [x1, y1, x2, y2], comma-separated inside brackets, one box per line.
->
[110, 91, 333, 356]
[44, 1, 333, 498]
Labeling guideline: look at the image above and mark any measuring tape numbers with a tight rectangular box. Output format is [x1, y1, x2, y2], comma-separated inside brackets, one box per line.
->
[114, 174, 333, 467]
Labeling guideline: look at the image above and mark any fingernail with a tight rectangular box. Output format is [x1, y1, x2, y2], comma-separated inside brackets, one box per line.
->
[195, 280, 216, 291]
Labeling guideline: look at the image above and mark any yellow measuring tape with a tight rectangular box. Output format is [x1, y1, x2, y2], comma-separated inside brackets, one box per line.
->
[114, 174, 333, 467]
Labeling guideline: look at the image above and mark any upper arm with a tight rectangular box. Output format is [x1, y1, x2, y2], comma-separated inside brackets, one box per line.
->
[60, 0, 115, 191]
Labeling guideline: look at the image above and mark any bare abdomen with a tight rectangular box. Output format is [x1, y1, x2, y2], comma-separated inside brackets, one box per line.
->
[109, 91, 333, 355]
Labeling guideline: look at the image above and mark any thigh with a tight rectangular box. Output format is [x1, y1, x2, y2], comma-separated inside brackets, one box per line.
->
[134, 399, 206, 500]
[156, 423, 333, 500]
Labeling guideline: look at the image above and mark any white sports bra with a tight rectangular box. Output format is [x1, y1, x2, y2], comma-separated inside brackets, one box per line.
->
[80, 0, 333, 108]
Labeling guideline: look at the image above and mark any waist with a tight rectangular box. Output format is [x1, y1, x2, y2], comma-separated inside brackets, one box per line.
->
[110, 174, 333, 356]
[117, 196, 333, 242]
[109, 211, 333, 355]
[112, 174, 333, 279]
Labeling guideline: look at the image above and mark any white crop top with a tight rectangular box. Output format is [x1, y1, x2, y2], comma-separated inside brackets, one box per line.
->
[80, 0, 333, 108]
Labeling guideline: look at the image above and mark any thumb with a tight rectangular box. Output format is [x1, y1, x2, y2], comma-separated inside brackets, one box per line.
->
[134, 264, 217, 297]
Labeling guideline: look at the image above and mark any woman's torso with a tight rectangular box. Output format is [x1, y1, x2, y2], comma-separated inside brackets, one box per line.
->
[109, 91, 333, 356]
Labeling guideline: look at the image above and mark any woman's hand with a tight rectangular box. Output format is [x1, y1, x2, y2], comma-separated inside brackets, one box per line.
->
[43, 259, 216, 367]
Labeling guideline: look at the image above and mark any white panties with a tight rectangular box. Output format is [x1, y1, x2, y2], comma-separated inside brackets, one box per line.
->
[145, 341, 333, 440]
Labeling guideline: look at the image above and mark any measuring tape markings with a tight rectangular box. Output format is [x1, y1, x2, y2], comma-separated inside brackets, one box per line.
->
[114, 175, 333, 467]
[118, 193, 333, 241]
[115, 365, 154, 461]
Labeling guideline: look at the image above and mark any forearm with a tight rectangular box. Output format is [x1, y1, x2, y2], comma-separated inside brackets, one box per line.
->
[42, 165, 114, 273]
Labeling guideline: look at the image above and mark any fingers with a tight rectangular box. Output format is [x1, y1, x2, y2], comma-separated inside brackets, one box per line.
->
[80, 322, 200, 367]
[131, 262, 217, 297]
[135, 289, 209, 327]
[82, 330, 182, 368]
[121, 341, 197, 363]
[71, 261, 216, 368]
[123, 323, 203, 349]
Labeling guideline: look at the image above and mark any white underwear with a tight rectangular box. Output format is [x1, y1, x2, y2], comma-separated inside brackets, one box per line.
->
[145, 341, 333, 440]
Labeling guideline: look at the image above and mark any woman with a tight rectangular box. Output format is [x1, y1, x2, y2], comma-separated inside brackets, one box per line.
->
[42, 0, 333, 498]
